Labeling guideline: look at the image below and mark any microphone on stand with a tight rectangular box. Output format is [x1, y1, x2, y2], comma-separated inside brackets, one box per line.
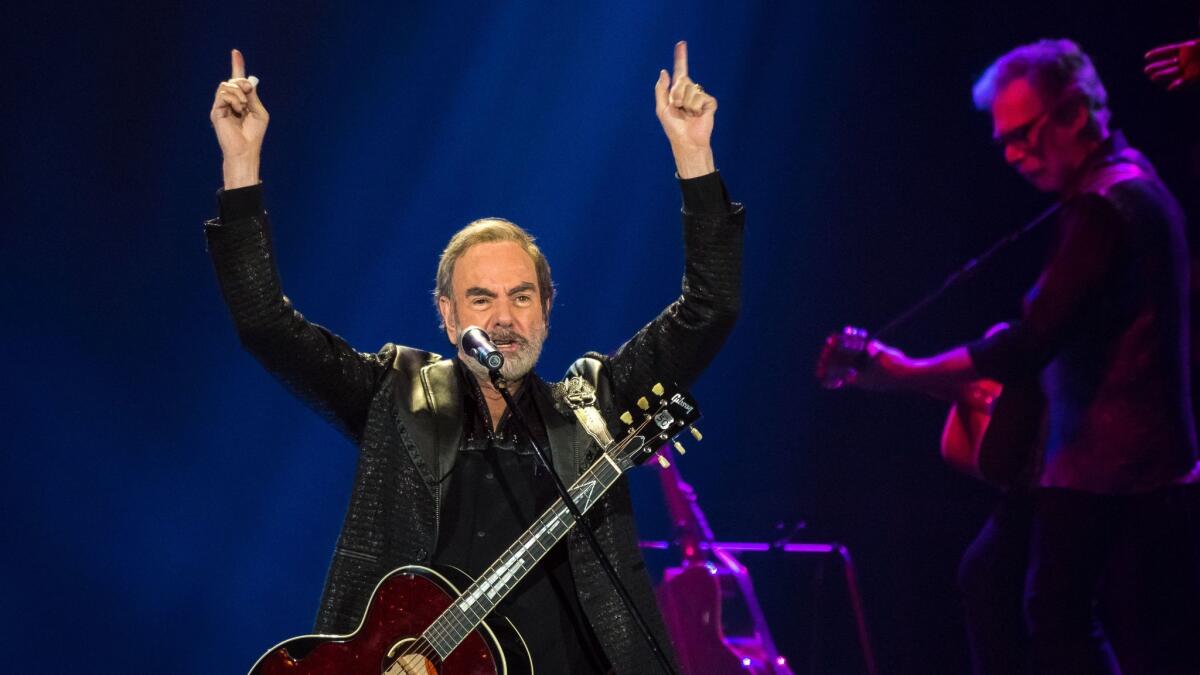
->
[459, 326, 505, 372]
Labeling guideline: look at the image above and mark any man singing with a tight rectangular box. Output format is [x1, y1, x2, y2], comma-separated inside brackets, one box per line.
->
[821, 39, 1200, 674]
[205, 43, 742, 673]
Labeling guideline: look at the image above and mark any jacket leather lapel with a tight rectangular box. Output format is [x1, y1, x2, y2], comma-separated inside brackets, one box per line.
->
[533, 377, 585, 485]
[419, 359, 463, 483]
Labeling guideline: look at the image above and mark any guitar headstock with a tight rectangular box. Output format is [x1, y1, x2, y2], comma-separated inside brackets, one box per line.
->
[816, 325, 871, 389]
[612, 383, 702, 470]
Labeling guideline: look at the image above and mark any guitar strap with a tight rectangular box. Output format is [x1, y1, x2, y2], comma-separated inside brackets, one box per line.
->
[558, 375, 615, 449]
[551, 375, 686, 675]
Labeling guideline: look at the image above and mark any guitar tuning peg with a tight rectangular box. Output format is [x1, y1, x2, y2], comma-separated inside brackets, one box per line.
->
[656, 454, 672, 469]
[673, 440, 687, 455]
[619, 411, 633, 425]
[689, 427, 703, 441]
[637, 396, 650, 411]
[651, 382, 665, 396]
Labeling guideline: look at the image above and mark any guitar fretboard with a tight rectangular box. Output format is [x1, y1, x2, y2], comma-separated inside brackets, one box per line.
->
[420, 447, 632, 659]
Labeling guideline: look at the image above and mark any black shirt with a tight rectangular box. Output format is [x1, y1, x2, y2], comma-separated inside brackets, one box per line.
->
[433, 361, 611, 673]
[968, 133, 1198, 493]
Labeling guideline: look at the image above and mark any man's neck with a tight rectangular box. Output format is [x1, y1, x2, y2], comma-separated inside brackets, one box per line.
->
[468, 366, 524, 432]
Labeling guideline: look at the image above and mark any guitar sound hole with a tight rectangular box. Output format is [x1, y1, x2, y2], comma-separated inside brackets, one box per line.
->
[384, 638, 439, 675]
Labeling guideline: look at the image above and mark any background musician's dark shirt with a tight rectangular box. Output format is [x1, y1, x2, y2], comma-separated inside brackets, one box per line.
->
[969, 133, 1198, 494]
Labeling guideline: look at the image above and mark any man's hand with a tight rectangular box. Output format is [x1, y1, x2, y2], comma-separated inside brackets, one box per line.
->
[816, 327, 979, 398]
[210, 49, 269, 189]
[816, 327, 909, 392]
[654, 41, 717, 179]
[1144, 38, 1200, 91]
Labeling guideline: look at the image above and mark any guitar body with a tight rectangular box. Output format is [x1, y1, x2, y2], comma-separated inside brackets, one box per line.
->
[654, 446, 792, 675]
[942, 376, 1045, 488]
[246, 385, 702, 675]
[657, 564, 775, 674]
[249, 565, 532, 675]
[976, 376, 1044, 488]
[822, 324, 1047, 488]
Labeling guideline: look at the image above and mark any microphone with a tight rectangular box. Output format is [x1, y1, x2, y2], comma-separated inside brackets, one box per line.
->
[459, 326, 505, 372]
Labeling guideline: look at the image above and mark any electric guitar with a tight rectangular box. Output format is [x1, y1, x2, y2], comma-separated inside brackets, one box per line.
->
[817, 325, 1043, 488]
[248, 383, 702, 675]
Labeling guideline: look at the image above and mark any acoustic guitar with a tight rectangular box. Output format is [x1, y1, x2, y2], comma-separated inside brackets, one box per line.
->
[654, 446, 793, 674]
[940, 374, 1043, 488]
[817, 325, 1043, 489]
[247, 383, 701, 675]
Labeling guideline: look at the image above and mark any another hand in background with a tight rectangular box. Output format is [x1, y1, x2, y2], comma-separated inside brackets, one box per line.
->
[1145, 38, 1200, 91]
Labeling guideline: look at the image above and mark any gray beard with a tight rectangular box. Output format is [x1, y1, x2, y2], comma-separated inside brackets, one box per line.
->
[459, 327, 546, 383]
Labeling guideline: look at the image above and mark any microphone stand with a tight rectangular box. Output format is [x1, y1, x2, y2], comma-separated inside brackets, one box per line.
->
[488, 368, 678, 675]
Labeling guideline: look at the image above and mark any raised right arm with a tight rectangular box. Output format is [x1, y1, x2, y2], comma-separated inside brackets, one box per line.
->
[205, 50, 387, 443]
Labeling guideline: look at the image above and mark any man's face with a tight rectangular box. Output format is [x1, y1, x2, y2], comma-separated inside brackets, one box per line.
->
[990, 77, 1082, 193]
[438, 240, 548, 381]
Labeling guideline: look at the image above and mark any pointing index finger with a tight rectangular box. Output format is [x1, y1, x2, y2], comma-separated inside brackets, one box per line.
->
[231, 49, 246, 80]
[673, 41, 688, 81]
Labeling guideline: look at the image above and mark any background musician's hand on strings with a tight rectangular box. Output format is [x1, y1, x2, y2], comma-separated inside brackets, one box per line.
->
[815, 326, 911, 393]
[210, 49, 269, 189]
[654, 41, 718, 178]
[816, 326, 977, 398]
[1144, 38, 1200, 91]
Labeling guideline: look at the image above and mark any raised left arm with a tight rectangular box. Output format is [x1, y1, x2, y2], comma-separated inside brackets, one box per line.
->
[607, 42, 742, 400]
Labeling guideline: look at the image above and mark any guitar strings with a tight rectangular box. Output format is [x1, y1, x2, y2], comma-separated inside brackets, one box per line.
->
[390, 407, 672, 669]
[392, 411, 660, 668]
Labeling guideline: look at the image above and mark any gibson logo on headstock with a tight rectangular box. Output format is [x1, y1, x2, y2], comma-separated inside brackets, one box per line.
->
[669, 393, 694, 414]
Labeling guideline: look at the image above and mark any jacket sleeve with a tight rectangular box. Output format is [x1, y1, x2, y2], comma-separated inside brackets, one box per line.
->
[606, 174, 744, 404]
[204, 185, 389, 444]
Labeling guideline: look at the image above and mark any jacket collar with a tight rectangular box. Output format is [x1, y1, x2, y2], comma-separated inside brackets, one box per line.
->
[419, 357, 586, 485]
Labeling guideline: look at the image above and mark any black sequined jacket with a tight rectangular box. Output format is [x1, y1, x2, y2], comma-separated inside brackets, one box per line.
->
[204, 186, 743, 674]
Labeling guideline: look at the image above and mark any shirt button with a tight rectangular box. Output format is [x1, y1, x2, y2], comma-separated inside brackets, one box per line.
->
[485, 471, 495, 480]
[476, 530, 487, 538]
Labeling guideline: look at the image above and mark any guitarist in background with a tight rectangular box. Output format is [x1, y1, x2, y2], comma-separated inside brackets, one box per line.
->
[205, 42, 743, 673]
[820, 39, 1200, 674]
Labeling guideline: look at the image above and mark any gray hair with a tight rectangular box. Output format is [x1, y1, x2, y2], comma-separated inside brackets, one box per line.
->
[972, 38, 1110, 138]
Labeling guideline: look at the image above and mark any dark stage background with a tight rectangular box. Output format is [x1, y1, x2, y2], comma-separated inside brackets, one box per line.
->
[5, 2, 1200, 673]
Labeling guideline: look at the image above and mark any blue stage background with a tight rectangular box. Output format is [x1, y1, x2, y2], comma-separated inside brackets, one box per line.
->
[4, 2, 1199, 672]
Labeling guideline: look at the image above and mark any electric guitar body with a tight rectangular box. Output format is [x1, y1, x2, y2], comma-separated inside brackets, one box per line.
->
[250, 565, 531, 675]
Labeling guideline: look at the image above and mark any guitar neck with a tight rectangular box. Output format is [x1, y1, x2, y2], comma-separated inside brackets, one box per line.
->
[421, 449, 627, 658]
